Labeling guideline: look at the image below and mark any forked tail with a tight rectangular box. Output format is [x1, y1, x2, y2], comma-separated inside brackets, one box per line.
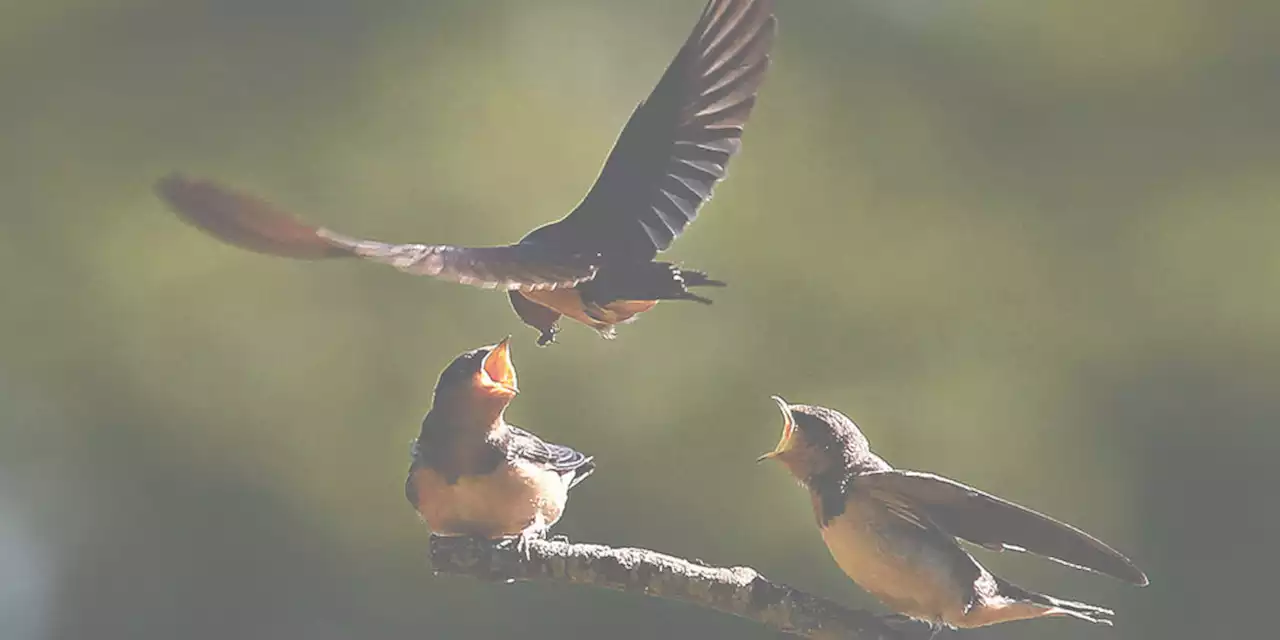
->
[580, 262, 726, 306]
[996, 577, 1115, 626]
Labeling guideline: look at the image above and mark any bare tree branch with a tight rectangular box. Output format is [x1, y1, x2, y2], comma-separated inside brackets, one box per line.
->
[428, 535, 912, 640]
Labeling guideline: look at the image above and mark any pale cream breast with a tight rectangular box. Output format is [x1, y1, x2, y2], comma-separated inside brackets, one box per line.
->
[413, 459, 569, 537]
[817, 493, 974, 624]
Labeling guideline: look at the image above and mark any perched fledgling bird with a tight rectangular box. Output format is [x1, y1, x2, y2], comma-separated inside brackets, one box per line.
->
[155, 0, 777, 345]
[406, 337, 593, 552]
[758, 397, 1148, 634]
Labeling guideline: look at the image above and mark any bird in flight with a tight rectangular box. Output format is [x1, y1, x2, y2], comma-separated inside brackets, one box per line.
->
[758, 398, 1148, 635]
[156, 0, 776, 345]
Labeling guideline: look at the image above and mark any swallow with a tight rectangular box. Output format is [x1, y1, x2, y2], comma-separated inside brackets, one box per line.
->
[155, 0, 776, 345]
[405, 337, 594, 553]
[758, 398, 1148, 634]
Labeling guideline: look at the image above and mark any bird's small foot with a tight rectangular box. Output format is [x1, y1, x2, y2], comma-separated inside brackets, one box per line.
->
[512, 525, 548, 560]
[926, 620, 948, 640]
[536, 326, 559, 347]
[549, 533, 569, 543]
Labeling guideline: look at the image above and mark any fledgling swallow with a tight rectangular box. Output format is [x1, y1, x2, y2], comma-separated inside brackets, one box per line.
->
[155, 0, 777, 345]
[405, 337, 593, 553]
[758, 398, 1148, 634]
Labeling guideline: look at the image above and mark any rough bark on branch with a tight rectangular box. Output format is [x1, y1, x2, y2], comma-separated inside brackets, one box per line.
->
[428, 535, 910, 640]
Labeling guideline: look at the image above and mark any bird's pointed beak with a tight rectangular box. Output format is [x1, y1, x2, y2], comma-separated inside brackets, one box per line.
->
[757, 395, 795, 462]
[479, 336, 518, 396]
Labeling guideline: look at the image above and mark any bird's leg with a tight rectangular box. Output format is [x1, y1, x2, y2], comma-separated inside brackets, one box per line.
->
[513, 522, 549, 560]
[927, 620, 947, 640]
[508, 290, 560, 347]
[535, 325, 558, 347]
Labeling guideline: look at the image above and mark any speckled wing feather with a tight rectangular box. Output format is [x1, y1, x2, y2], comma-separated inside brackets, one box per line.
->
[526, 0, 776, 260]
[860, 470, 1149, 586]
[156, 174, 599, 291]
[504, 426, 595, 488]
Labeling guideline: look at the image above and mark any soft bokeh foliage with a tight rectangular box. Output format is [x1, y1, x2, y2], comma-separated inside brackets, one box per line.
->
[2, 1, 1277, 639]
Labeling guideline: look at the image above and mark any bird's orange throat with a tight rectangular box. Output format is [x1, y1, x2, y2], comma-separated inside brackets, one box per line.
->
[475, 337, 518, 396]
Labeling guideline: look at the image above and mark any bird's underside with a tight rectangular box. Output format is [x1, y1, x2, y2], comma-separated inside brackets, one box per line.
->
[155, 0, 775, 343]
[511, 261, 726, 344]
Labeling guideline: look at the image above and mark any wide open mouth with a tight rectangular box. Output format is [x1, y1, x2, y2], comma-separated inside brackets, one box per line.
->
[479, 336, 519, 395]
[757, 395, 795, 462]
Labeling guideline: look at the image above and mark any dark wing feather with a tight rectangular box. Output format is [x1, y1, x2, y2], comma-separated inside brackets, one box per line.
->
[528, 0, 776, 260]
[156, 174, 598, 291]
[861, 470, 1149, 586]
[505, 426, 595, 488]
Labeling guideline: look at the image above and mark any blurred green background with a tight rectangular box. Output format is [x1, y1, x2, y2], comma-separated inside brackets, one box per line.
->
[2, 1, 1277, 638]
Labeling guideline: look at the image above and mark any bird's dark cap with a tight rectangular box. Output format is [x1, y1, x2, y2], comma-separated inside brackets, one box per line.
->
[758, 398, 873, 464]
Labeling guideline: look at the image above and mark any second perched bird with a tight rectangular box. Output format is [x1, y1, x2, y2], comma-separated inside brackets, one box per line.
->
[156, 0, 777, 345]
[758, 398, 1147, 634]
[406, 338, 594, 551]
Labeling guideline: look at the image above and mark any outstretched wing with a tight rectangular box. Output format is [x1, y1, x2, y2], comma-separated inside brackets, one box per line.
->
[860, 470, 1149, 586]
[156, 174, 598, 291]
[529, 0, 776, 260]
[505, 426, 595, 488]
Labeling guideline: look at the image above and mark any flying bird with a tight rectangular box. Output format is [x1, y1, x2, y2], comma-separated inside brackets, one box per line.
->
[406, 337, 594, 553]
[758, 398, 1147, 634]
[156, 0, 776, 345]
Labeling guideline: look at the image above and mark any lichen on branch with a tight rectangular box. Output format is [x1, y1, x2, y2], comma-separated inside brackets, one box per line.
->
[428, 534, 911, 640]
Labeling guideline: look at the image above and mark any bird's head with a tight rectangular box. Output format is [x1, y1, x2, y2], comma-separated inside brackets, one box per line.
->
[757, 396, 871, 482]
[434, 337, 520, 408]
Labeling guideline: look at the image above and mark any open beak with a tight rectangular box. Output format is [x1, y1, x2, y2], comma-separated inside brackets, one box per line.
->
[756, 395, 795, 462]
[479, 336, 519, 396]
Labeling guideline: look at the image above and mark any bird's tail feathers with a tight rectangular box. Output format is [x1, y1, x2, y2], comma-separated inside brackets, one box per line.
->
[564, 459, 596, 490]
[581, 262, 726, 306]
[996, 577, 1115, 625]
[677, 269, 727, 289]
[1039, 595, 1114, 625]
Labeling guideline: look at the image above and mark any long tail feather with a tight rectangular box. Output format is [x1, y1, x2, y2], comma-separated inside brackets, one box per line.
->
[580, 262, 726, 306]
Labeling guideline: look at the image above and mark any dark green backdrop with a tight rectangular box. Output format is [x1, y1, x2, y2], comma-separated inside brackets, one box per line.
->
[2, 1, 1276, 639]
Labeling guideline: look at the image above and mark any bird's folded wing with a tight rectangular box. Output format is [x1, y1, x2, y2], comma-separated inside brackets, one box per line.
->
[534, 0, 775, 259]
[860, 470, 1149, 585]
[504, 426, 595, 477]
[156, 174, 598, 290]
